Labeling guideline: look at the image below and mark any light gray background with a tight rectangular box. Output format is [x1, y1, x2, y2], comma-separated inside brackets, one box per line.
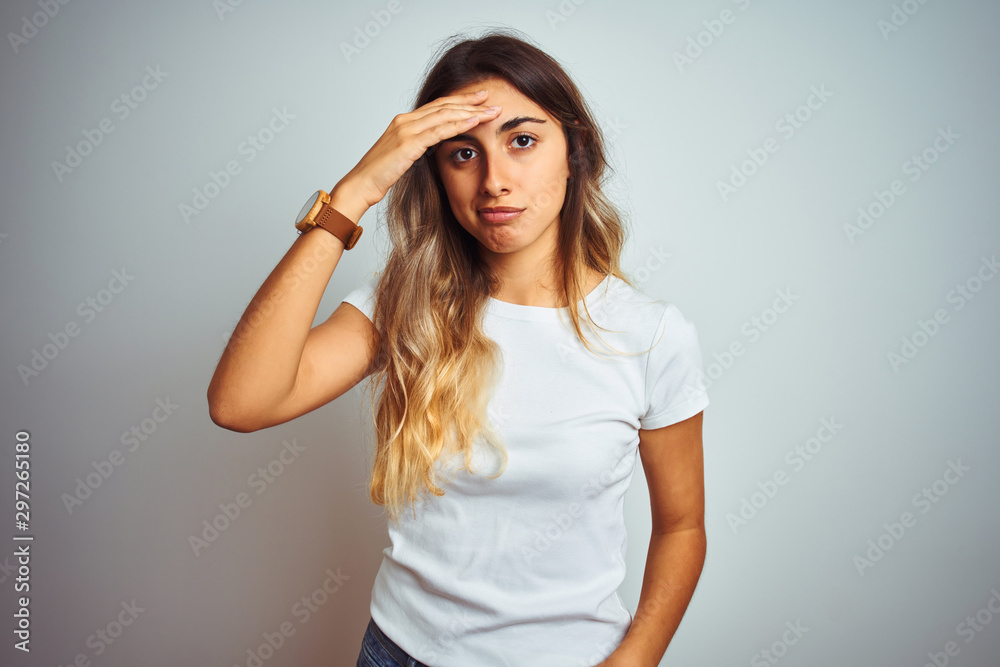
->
[2, 1, 999, 665]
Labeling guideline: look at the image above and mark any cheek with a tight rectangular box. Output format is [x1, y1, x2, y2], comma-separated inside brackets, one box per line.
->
[527, 160, 568, 210]
[435, 171, 464, 208]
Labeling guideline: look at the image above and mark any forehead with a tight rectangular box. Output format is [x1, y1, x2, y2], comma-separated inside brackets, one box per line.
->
[451, 78, 551, 119]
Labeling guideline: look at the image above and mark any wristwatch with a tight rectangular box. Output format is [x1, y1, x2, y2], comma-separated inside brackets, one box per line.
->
[294, 189, 363, 250]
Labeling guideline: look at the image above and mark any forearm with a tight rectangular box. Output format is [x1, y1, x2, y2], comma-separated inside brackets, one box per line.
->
[207, 182, 365, 424]
[604, 527, 707, 666]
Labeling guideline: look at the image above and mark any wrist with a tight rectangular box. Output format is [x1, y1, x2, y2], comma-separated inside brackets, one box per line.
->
[328, 180, 370, 224]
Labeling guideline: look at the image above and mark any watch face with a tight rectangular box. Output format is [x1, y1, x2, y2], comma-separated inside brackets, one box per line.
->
[295, 191, 321, 225]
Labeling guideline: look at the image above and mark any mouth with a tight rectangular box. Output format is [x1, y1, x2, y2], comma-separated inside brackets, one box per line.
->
[478, 207, 525, 223]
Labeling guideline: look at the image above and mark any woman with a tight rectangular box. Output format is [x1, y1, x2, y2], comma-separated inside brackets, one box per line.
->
[208, 28, 709, 667]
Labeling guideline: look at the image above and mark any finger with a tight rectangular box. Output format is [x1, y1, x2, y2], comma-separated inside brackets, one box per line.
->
[404, 105, 500, 143]
[447, 90, 488, 102]
[411, 89, 489, 116]
[406, 97, 495, 125]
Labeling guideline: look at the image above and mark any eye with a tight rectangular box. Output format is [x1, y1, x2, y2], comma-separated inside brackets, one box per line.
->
[451, 147, 475, 163]
[450, 133, 538, 164]
[512, 134, 536, 149]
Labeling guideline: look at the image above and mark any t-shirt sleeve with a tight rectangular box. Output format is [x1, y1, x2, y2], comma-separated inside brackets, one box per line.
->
[639, 303, 710, 430]
[340, 272, 378, 323]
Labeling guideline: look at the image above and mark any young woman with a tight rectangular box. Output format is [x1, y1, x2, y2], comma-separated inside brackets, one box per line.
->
[208, 29, 709, 667]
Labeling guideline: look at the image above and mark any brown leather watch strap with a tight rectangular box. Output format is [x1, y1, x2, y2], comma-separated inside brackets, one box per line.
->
[313, 202, 363, 250]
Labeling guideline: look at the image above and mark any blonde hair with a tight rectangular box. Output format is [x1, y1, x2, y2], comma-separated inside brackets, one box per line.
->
[357, 28, 646, 525]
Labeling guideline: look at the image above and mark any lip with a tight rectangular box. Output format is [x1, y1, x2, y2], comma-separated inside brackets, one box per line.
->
[478, 207, 525, 223]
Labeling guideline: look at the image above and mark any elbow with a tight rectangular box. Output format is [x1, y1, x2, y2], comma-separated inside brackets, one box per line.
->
[207, 387, 259, 433]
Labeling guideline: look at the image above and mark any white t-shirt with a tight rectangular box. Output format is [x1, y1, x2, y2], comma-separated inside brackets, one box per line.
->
[341, 272, 709, 667]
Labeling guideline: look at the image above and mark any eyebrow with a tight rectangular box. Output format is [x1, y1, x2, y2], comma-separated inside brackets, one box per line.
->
[443, 116, 548, 144]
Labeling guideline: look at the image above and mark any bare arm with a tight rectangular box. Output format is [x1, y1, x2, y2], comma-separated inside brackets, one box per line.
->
[207, 89, 505, 432]
[600, 411, 707, 666]
[206, 182, 375, 432]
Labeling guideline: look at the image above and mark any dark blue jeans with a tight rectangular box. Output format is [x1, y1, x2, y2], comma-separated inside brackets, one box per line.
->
[356, 617, 434, 667]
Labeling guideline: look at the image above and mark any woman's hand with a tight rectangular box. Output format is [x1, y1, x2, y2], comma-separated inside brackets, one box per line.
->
[339, 89, 500, 208]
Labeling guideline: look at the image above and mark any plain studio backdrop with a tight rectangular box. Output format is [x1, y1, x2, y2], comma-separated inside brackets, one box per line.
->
[1, 1, 999, 665]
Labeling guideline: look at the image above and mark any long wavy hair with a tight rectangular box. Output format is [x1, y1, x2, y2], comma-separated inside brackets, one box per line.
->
[357, 27, 643, 525]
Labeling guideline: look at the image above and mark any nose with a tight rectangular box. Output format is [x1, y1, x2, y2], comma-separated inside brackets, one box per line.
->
[480, 149, 511, 197]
